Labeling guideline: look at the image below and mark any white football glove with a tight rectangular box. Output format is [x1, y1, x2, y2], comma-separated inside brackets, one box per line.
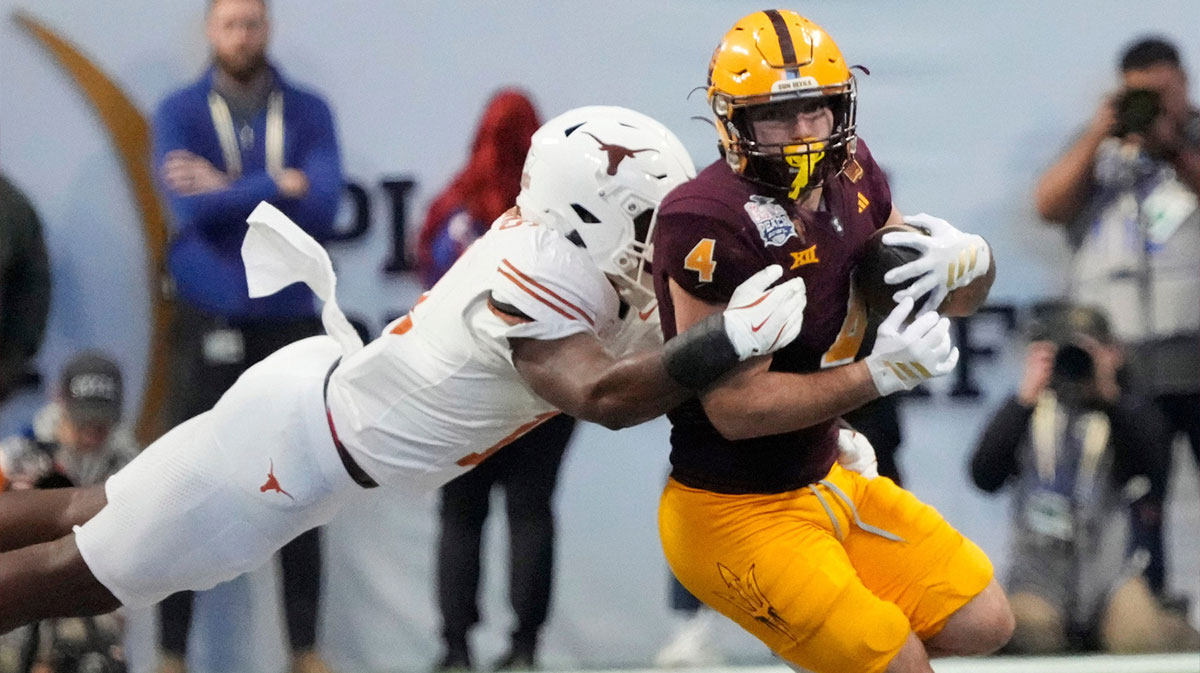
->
[837, 428, 879, 480]
[865, 297, 959, 396]
[881, 213, 990, 313]
[722, 265, 807, 360]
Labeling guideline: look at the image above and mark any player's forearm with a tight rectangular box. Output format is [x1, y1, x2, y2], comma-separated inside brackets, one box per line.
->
[702, 361, 879, 440]
[0, 486, 106, 552]
[513, 333, 693, 430]
[571, 351, 692, 430]
[1034, 130, 1104, 224]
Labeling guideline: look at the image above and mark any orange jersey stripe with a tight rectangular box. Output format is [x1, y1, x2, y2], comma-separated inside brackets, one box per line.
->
[456, 411, 560, 467]
[388, 293, 430, 336]
[390, 315, 413, 335]
[497, 267, 577, 322]
[500, 259, 595, 326]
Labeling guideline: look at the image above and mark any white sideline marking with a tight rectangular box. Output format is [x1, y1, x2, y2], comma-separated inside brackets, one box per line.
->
[559, 653, 1200, 673]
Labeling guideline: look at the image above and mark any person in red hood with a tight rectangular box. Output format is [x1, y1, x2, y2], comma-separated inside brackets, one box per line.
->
[417, 89, 543, 287]
[419, 90, 576, 672]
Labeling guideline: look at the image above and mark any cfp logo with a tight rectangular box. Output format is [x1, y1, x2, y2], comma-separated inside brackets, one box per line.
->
[70, 374, 117, 401]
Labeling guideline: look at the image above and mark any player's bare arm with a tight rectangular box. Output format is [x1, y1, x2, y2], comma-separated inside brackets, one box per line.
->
[515, 265, 808, 430]
[883, 203, 906, 229]
[669, 278, 878, 440]
[511, 332, 689, 429]
[0, 534, 118, 634]
[0, 484, 107, 553]
[702, 355, 883, 441]
[0, 488, 116, 634]
[672, 270, 958, 441]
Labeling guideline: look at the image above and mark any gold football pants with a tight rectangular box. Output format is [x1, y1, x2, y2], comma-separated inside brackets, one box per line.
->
[659, 462, 993, 673]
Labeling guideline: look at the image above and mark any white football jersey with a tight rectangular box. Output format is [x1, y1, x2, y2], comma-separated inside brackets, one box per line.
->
[325, 210, 639, 489]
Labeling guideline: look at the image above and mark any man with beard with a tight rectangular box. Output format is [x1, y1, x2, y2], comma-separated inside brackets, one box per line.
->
[151, 1, 343, 671]
[1034, 37, 1200, 598]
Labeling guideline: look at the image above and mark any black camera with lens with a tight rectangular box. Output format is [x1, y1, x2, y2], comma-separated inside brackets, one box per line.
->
[1051, 342, 1095, 383]
[1114, 88, 1161, 137]
[1030, 303, 1114, 390]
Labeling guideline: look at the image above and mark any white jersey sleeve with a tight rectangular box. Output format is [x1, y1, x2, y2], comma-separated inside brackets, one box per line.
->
[486, 222, 620, 343]
[324, 214, 622, 489]
[605, 301, 664, 358]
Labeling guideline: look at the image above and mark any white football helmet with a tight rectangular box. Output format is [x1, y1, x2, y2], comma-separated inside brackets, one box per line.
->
[516, 106, 696, 310]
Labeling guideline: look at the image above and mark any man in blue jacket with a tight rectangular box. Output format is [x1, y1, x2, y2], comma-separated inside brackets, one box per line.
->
[151, 1, 342, 672]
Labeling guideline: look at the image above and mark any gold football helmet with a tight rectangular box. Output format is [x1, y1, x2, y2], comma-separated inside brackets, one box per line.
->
[708, 10, 858, 199]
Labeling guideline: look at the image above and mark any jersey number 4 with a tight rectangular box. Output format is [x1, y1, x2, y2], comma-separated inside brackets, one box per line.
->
[683, 238, 716, 283]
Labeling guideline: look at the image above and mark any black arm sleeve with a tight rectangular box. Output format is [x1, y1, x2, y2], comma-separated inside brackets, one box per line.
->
[662, 313, 740, 390]
[969, 395, 1033, 493]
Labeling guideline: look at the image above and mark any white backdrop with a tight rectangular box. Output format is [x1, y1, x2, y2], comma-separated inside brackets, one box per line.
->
[1, 2, 1198, 672]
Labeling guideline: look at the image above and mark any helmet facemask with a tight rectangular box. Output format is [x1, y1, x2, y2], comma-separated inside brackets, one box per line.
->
[706, 9, 861, 200]
[714, 80, 857, 200]
[564, 187, 659, 312]
[610, 206, 658, 311]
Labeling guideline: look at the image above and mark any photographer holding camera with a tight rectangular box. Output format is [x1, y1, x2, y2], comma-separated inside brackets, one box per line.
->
[969, 305, 1198, 653]
[0, 352, 137, 672]
[1034, 36, 1199, 493]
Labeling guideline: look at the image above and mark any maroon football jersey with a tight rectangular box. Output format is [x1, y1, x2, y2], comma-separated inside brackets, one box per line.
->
[652, 139, 893, 494]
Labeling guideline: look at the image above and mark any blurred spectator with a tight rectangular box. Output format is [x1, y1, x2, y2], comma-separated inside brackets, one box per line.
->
[416, 90, 540, 287]
[435, 417, 576, 672]
[969, 305, 1199, 653]
[654, 578, 724, 668]
[0, 173, 51, 406]
[151, 0, 343, 672]
[419, 90, 575, 673]
[1033, 36, 1198, 483]
[0, 351, 137, 672]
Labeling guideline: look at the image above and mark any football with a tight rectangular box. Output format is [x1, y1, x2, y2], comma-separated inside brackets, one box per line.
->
[853, 223, 927, 319]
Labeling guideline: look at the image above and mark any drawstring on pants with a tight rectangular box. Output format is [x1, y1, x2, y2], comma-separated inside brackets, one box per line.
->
[807, 479, 904, 542]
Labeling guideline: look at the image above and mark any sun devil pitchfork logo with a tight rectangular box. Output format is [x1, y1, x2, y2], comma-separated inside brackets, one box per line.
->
[715, 562, 798, 643]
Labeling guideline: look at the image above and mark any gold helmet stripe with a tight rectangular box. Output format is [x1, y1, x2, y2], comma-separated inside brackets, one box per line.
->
[762, 9, 801, 78]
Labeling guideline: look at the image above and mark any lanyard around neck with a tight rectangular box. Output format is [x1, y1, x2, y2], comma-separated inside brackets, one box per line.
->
[207, 89, 284, 180]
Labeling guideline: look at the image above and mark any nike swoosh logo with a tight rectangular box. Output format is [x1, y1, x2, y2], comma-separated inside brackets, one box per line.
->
[638, 304, 658, 321]
[751, 316, 770, 332]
